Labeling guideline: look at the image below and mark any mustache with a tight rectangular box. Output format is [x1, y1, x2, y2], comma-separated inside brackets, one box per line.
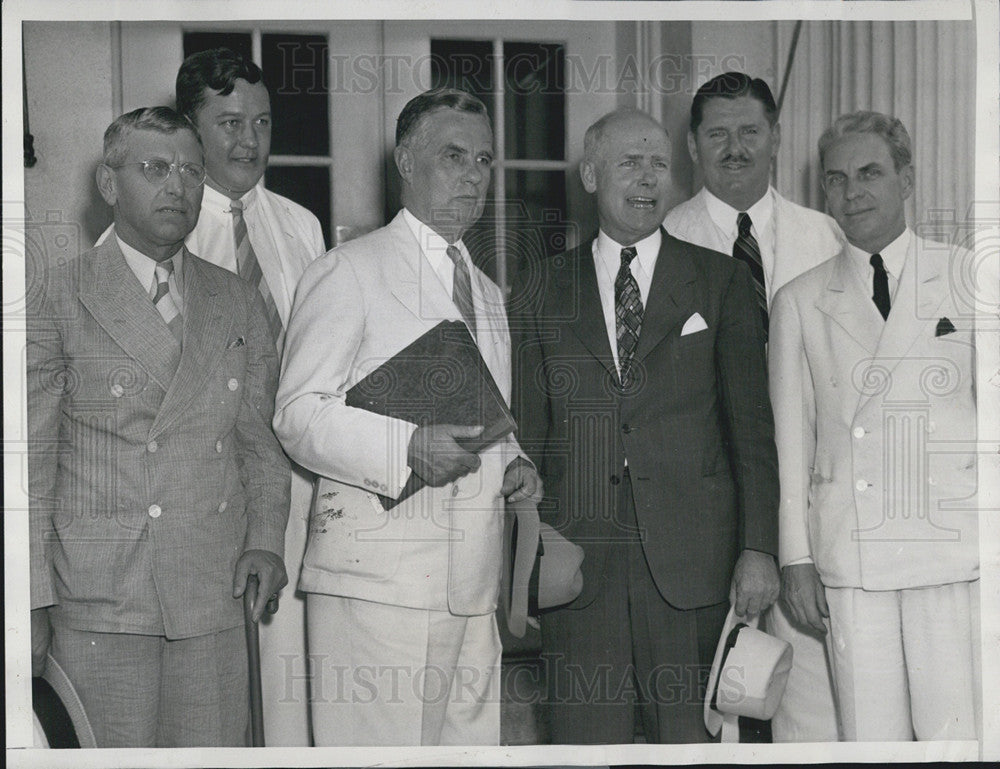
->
[721, 152, 752, 164]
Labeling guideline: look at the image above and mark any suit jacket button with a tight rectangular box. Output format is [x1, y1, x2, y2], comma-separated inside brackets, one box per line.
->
[110, 384, 124, 398]
[216, 440, 224, 453]
[147, 440, 158, 453]
[610, 474, 620, 485]
[622, 424, 631, 433]
[148, 504, 162, 518]
[218, 501, 228, 513]
[228, 378, 239, 391]
[855, 479, 868, 491]
[852, 427, 865, 439]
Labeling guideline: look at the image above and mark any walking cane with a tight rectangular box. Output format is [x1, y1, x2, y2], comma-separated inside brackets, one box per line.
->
[243, 574, 266, 747]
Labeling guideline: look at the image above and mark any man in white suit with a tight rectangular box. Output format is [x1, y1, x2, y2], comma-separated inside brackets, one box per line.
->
[175, 48, 326, 746]
[664, 71, 842, 742]
[273, 87, 541, 746]
[770, 111, 979, 741]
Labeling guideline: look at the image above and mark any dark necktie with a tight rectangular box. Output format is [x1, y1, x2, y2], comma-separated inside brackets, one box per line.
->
[447, 244, 477, 339]
[733, 212, 769, 338]
[615, 246, 644, 387]
[150, 259, 183, 344]
[870, 253, 891, 320]
[231, 198, 284, 350]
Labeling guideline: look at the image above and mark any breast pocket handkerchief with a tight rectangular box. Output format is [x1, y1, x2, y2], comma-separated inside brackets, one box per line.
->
[681, 312, 708, 336]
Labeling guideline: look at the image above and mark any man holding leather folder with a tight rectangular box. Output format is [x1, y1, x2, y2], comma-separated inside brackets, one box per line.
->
[273, 87, 540, 747]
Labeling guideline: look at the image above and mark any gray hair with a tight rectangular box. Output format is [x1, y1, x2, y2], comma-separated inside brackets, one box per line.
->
[818, 110, 912, 171]
[103, 106, 201, 167]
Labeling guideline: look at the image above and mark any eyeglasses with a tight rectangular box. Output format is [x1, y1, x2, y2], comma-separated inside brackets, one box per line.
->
[109, 159, 207, 188]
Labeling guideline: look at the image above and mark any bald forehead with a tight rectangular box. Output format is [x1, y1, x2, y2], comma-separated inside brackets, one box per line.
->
[586, 112, 669, 159]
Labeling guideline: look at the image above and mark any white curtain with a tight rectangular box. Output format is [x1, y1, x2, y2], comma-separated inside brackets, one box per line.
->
[774, 20, 976, 242]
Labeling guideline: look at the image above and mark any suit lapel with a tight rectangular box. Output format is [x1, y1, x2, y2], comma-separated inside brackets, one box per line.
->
[562, 241, 617, 379]
[634, 230, 696, 362]
[815, 248, 882, 355]
[384, 212, 461, 328]
[150, 250, 234, 438]
[78, 239, 180, 393]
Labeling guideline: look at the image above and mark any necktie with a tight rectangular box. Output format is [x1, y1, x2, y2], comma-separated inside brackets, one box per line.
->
[446, 244, 477, 339]
[615, 246, 644, 387]
[733, 212, 769, 338]
[231, 198, 284, 350]
[150, 259, 183, 344]
[870, 253, 891, 320]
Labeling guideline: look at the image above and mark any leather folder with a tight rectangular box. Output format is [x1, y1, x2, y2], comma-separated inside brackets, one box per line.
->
[345, 320, 516, 509]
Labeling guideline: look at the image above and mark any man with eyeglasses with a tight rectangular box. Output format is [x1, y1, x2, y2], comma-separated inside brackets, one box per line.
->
[27, 106, 291, 747]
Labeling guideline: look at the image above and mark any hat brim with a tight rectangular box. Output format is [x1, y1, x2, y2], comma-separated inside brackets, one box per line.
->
[703, 605, 746, 737]
[33, 654, 97, 748]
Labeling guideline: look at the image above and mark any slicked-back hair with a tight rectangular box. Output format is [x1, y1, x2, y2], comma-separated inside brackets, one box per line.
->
[818, 110, 913, 172]
[690, 71, 778, 133]
[395, 87, 489, 148]
[175, 47, 265, 121]
[103, 106, 201, 167]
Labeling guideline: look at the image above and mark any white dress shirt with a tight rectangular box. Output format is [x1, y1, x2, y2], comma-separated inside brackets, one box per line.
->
[845, 227, 911, 304]
[701, 186, 777, 292]
[401, 207, 475, 306]
[117, 235, 184, 313]
[592, 228, 661, 374]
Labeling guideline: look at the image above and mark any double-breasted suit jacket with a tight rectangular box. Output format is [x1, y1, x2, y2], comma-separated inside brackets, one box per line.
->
[769, 234, 978, 589]
[27, 238, 290, 638]
[510, 229, 779, 610]
[273, 211, 524, 616]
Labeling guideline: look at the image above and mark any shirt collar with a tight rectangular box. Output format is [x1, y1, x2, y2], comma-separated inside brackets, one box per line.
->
[594, 227, 662, 272]
[402, 207, 470, 272]
[115, 234, 184, 292]
[702, 185, 775, 237]
[201, 180, 260, 215]
[846, 227, 912, 278]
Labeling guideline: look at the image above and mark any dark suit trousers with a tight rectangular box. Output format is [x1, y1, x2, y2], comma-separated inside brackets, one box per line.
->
[542, 472, 727, 744]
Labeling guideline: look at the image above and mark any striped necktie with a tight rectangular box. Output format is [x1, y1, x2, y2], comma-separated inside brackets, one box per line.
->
[446, 244, 477, 339]
[615, 245, 643, 387]
[734, 212, 769, 339]
[231, 198, 284, 350]
[150, 259, 183, 344]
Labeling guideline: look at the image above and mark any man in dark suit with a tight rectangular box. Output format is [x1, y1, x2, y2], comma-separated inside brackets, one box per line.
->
[28, 107, 290, 747]
[510, 108, 780, 743]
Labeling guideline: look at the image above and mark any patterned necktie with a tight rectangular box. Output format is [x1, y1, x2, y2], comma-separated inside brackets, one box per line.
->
[446, 244, 477, 339]
[733, 212, 769, 338]
[231, 198, 284, 350]
[150, 259, 183, 344]
[870, 253, 891, 320]
[615, 246, 644, 387]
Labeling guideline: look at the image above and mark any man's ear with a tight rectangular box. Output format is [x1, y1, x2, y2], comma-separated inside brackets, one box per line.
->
[687, 131, 700, 165]
[771, 121, 781, 158]
[900, 164, 915, 201]
[96, 164, 117, 207]
[394, 145, 412, 184]
[580, 160, 597, 194]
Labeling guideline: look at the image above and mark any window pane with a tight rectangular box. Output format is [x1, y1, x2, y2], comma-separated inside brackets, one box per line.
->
[264, 166, 330, 247]
[183, 32, 253, 62]
[262, 34, 329, 156]
[430, 39, 494, 123]
[504, 169, 569, 275]
[504, 42, 564, 161]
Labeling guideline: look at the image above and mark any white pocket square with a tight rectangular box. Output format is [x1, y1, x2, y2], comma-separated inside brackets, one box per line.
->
[681, 312, 708, 336]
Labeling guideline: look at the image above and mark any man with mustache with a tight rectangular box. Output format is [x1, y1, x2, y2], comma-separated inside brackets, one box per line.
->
[664, 71, 843, 742]
[770, 111, 979, 741]
[28, 107, 290, 746]
[511, 108, 779, 743]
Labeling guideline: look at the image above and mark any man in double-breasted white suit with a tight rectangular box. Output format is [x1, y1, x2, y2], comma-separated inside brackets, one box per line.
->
[273, 88, 540, 746]
[28, 107, 290, 747]
[770, 111, 979, 741]
[664, 72, 844, 742]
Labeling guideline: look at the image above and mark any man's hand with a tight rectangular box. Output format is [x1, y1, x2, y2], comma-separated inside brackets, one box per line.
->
[234, 549, 288, 623]
[729, 549, 780, 618]
[500, 457, 543, 503]
[31, 608, 52, 678]
[781, 562, 829, 634]
[407, 424, 483, 487]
